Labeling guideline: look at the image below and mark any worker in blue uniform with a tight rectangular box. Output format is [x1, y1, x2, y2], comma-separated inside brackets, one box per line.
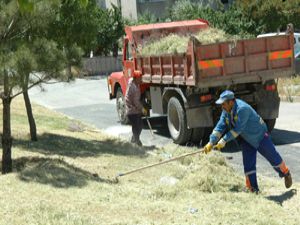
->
[204, 90, 292, 192]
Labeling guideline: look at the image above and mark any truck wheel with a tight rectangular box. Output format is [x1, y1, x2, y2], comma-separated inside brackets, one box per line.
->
[167, 97, 192, 144]
[264, 119, 276, 132]
[116, 88, 129, 124]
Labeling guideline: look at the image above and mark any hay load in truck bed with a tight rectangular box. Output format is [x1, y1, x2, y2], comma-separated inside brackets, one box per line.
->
[139, 28, 244, 56]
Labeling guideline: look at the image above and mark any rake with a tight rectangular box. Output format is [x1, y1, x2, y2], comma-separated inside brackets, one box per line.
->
[114, 147, 206, 182]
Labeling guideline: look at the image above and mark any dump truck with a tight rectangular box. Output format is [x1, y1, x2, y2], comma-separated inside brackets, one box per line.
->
[107, 19, 295, 145]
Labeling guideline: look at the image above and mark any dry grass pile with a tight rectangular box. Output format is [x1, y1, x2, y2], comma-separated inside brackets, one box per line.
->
[139, 34, 189, 56]
[194, 27, 239, 45]
[139, 28, 241, 56]
[150, 146, 244, 193]
[176, 153, 244, 192]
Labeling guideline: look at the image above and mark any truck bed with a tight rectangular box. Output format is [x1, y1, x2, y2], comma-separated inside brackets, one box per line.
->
[136, 34, 295, 88]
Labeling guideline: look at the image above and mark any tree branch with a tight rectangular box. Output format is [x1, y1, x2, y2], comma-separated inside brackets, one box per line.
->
[2, 10, 19, 40]
[2, 18, 15, 40]
[11, 79, 44, 99]
[10, 76, 68, 99]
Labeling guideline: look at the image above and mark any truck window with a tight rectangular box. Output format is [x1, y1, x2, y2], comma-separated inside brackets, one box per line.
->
[126, 41, 133, 61]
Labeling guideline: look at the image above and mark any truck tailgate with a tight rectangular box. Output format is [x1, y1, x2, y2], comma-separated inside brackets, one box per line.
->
[193, 34, 295, 87]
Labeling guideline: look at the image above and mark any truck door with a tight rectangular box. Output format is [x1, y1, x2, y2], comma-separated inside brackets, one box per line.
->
[123, 38, 135, 87]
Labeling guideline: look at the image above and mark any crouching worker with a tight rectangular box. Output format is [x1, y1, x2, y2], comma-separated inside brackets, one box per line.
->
[125, 70, 145, 146]
[204, 90, 292, 192]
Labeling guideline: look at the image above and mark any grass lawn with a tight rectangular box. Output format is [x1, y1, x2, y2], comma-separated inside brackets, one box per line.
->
[0, 97, 299, 225]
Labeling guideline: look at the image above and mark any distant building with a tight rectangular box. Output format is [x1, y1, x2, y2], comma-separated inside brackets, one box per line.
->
[103, 0, 234, 20]
[103, 0, 175, 20]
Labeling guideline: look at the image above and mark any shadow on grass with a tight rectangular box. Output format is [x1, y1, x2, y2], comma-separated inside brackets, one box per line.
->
[11, 156, 116, 188]
[266, 189, 297, 205]
[14, 132, 148, 158]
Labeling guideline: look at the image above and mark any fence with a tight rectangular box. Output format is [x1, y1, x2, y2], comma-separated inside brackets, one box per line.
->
[82, 55, 123, 75]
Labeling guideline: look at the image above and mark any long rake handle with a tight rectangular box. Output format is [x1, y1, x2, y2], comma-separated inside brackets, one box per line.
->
[117, 148, 205, 178]
[145, 116, 154, 137]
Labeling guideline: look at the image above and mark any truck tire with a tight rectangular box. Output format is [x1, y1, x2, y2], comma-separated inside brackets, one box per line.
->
[116, 87, 129, 124]
[264, 119, 276, 132]
[167, 97, 192, 144]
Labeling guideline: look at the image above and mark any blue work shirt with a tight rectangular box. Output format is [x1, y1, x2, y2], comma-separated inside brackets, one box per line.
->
[209, 99, 268, 148]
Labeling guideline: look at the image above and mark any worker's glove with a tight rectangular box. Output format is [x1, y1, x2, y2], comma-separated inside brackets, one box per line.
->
[142, 107, 148, 116]
[204, 142, 213, 154]
[213, 138, 226, 151]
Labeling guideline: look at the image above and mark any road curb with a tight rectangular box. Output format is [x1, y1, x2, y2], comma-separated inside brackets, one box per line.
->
[280, 95, 300, 103]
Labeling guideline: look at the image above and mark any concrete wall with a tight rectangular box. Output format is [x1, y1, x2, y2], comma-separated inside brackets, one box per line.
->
[105, 0, 120, 8]
[177, 0, 234, 10]
[106, 0, 138, 20]
[137, 0, 174, 19]
[104, 0, 235, 20]
[83, 56, 123, 75]
[121, 0, 138, 20]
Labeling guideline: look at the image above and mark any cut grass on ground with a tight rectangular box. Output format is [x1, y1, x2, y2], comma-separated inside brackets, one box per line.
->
[0, 97, 299, 225]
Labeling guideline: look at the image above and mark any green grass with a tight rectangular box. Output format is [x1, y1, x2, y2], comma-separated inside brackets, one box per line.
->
[0, 97, 299, 225]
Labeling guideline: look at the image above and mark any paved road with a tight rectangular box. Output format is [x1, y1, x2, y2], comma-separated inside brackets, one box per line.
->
[29, 76, 300, 183]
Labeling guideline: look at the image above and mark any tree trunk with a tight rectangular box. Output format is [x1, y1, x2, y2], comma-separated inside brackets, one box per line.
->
[23, 89, 37, 141]
[68, 64, 72, 79]
[112, 43, 118, 57]
[2, 71, 12, 174]
[2, 97, 12, 174]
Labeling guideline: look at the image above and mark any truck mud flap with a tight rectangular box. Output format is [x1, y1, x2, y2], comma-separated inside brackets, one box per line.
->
[256, 90, 280, 119]
[295, 59, 300, 74]
[186, 106, 213, 129]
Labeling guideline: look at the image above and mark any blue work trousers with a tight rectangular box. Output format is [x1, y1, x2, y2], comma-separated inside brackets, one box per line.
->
[240, 133, 289, 191]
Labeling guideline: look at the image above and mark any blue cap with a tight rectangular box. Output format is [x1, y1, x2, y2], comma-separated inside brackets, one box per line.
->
[215, 90, 235, 104]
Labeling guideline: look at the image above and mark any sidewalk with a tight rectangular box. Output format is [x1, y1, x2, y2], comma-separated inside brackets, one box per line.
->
[280, 95, 300, 102]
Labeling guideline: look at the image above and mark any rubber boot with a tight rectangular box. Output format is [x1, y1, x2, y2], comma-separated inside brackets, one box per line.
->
[284, 171, 292, 188]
